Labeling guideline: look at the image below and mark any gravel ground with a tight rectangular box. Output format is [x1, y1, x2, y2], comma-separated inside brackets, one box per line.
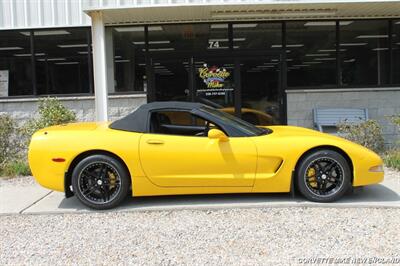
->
[1, 208, 399, 265]
[385, 167, 400, 180]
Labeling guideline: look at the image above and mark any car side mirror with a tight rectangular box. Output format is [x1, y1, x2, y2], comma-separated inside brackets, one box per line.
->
[208, 129, 229, 142]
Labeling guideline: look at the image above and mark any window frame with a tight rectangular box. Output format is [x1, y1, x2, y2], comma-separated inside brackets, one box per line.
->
[0, 26, 93, 98]
[0, 18, 399, 100]
[147, 109, 216, 137]
[337, 19, 392, 88]
[145, 107, 265, 138]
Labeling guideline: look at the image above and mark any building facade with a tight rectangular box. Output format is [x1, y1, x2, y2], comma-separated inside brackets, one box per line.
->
[0, 0, 399, 145]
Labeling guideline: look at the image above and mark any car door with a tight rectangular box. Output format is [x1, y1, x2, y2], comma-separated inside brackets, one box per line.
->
[139, 111, 257, 187]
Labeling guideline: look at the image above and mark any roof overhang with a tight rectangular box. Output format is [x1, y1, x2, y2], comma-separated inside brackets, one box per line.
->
[83, 0, 400, 25]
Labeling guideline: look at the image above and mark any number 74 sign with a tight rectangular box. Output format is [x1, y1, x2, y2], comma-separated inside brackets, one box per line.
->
[208, 41, 220, 49]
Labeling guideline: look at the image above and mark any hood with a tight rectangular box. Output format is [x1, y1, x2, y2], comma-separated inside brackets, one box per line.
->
[264, 125, 373, 152]
[265, 125, 344, 140]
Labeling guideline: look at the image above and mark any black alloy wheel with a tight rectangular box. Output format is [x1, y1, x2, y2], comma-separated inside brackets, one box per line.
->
[296, 150, 351, 202]
[72, 154, 130, 209]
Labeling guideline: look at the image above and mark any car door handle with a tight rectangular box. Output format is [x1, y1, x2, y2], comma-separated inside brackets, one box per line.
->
[146, 139, 165, 145]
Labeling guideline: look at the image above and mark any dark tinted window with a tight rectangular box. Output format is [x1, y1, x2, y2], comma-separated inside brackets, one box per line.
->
[194, 58, 235, 108]
[286, 21, 337, 88]
[339, 20, 390, 86]
[149, 110, 211, 137]
[0, 30, 33, 96]
[240, 55, 282, 125]
[33, 28, 90, 95]
[393, 20, 400, 85]
[112, 26, 146, 92]
[201, 107, 268, 136]
[147, 23, 228, 52]
[234, 22, 282, 50]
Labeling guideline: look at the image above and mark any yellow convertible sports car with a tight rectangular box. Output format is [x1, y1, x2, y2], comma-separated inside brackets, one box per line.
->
[29, 102, 384, 209]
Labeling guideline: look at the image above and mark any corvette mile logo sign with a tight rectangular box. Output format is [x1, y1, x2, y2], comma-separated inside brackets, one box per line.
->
[198, 64, 230, 89]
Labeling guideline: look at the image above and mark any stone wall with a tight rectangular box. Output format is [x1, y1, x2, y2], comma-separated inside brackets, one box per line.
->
[1, 89, 399, 146]
[0, 94, 147, 123]
[286, 88, 400, 146]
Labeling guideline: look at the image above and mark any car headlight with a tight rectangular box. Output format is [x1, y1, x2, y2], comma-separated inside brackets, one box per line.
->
[369, 165, 384, 172]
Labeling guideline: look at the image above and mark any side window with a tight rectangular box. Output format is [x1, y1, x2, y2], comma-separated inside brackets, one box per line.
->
[149, 110, 218, 137]
[158, 111, 205, 126]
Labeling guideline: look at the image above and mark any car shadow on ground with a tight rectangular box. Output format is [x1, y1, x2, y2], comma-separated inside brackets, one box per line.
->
[56, 183, 400, 212]
[344, 184, 399, 203]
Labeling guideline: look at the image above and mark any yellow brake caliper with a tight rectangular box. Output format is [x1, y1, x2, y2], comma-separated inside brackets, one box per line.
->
[108, 172, 116, 189]
[307, 167, 317, 188]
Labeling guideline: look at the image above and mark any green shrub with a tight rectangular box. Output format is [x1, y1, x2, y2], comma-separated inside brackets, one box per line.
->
[388, 114, 400, 148]
[337, 119, 384, 153]
[1, 98, 76, 177]
[0, 114, 20, 165]
[384, 150, 400, 171]
[390, 114, 400, 127]
[23, 97, 76, 137]
[0, 160, 31, 177]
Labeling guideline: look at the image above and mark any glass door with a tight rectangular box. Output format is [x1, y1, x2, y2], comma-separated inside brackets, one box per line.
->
[149, 53, 284, 125]
[239, 54, 283, 125]
[150, 57, 191, 102]
[193, 57, 236, 114]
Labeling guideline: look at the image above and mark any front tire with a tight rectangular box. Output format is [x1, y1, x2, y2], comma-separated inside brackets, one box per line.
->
[296, 149, 351, 202]
[71, 154, 130, 210]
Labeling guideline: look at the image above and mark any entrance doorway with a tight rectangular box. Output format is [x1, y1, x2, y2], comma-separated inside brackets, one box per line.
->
[239, 55, 283, 125]
[148, 52, 284, 125]
[148, 58, 189, 101]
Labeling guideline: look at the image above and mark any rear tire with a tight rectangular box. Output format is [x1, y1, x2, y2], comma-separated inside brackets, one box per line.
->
[296, 149, 351, 202]
[71, 154, 130, 210]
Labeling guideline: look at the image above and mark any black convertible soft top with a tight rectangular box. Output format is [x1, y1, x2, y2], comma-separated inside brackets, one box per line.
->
[109, 101, 269, 137]
[109, 101, 206, 133]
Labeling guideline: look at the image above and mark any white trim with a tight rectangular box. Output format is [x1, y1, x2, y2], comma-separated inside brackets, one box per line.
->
[91, 11, 109, 121]
[0, 0, 399, 30]
[0, 25, 89, 31]
[38, 0, 43, 27]
[23, 0, 28, 27]
[9, 0, 15, 28]
[51, 0, 55, 26]
[83, 0, 400, 11]
[285, 87, 400, 93]
[65, 0, 69, 25]
[79, 0, 83, 25]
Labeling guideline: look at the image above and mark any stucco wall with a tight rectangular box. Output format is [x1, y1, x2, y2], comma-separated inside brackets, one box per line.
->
[0, 94, 147, 123]
[286, 88, 400, 146]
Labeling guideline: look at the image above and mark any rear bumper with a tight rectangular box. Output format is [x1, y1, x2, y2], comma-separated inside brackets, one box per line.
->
[30, 167, 65, 192]
[28, 136, 66, 192]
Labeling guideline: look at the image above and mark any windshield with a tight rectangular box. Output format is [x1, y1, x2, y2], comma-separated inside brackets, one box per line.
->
[200, 106, 269, 136]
